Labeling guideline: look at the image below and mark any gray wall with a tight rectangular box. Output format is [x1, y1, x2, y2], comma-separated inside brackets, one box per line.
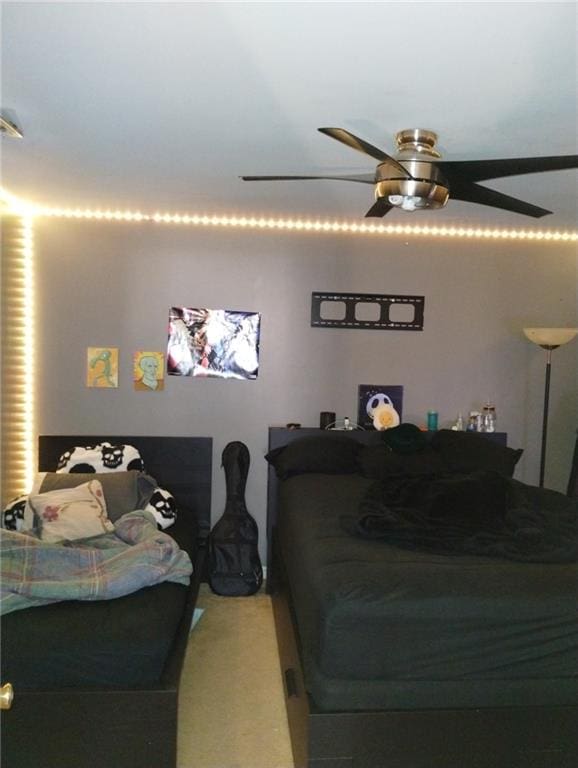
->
[34, 218, 578, 558]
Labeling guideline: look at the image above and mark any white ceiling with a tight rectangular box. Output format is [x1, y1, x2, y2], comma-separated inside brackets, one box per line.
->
[1, 0, 577, 229]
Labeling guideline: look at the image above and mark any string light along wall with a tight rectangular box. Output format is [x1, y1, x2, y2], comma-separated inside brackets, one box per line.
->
[27, 206, 578, 242]
[1, 213, 35, 504]
[0, 189, 577, 497]
[1, 190, 578, 241]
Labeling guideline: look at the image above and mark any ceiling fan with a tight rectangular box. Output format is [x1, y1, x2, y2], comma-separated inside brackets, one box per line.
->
[242, 127, 578, 218]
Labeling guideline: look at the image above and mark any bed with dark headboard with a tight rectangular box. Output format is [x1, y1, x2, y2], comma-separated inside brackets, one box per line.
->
[266, 427, 578, 768]
[1, 435, 212, 768]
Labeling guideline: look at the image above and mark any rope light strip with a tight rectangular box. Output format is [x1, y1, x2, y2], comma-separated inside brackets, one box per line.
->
[1, 190, 577, 243]
[39, 207, 578, 242]
[1, 214, 36, 503]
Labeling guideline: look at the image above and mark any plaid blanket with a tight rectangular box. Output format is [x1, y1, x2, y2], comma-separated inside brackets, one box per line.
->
[0, 510, 193, 615]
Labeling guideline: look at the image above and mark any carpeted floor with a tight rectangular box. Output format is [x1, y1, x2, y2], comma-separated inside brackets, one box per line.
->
[177, 585, 295, 768]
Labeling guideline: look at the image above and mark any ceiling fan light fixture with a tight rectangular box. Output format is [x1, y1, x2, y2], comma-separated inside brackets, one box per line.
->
[387, 195, 429, 211]
[378, 178, 449, 212]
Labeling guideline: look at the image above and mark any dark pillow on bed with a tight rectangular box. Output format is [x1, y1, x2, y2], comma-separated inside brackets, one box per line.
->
[358, 444, 445, 479]
[265, 435, 362, 479]
[38, 470, 157, 522]
[431, 429, 523, 477]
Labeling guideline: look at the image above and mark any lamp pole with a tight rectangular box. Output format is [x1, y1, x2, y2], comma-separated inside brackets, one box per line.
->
[539, 346, 554, 488]
[523, 328, 578, 490]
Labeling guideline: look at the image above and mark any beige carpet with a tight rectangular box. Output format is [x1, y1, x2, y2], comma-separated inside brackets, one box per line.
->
[177, 585, 295, 768]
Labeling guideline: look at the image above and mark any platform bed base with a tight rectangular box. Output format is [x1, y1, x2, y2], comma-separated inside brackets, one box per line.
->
[5, 688, 180, 768]
[3, 546, 206, 768]
[270, 548, 578, 768]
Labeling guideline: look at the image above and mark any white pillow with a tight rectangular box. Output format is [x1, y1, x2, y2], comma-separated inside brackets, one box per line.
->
[28, 479, 115, 543]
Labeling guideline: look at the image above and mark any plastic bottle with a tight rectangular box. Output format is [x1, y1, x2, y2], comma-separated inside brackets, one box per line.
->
[482, 401, 496, 433]
[456, 413, 464, 431]
[427, 410, 438, 431]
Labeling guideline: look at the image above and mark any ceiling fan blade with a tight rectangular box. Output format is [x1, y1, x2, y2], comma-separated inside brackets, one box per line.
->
[438, 155, 578, 183]
[365, 198, 393, 218]
[241, 173, 375, 184]
[449, 181, 552, 218]
[318, 127, 411, 178]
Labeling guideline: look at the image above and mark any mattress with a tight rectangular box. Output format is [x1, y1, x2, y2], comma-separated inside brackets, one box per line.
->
[277, 473, 578, 711]
[1, 512, 197, 689]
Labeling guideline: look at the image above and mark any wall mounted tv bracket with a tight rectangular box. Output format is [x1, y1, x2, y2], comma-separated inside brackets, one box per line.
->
[311, 291, 424, 331]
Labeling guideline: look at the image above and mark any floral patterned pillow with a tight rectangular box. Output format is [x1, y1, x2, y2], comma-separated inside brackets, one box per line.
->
[28, 480, 115, 543]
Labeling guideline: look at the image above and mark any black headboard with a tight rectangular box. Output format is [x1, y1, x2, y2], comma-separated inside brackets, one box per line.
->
[38, 435, 213, 539]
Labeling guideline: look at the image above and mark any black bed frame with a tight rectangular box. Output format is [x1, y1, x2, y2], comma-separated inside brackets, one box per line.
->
[1, 435, 212, 768]
[266, 427, 578, 768]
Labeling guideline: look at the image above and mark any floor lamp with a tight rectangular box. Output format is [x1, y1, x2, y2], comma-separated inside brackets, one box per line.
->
[523, 327, 578, 487]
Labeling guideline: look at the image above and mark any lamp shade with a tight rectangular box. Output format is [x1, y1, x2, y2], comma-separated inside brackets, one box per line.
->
[523, 327, 578, 348]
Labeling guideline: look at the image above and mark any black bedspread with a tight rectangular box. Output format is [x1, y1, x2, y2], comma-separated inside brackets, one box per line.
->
[278, 473, 578, 710]
[350, 471, 577, 563]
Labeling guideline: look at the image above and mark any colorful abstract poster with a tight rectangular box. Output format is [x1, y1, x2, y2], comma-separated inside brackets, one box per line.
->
[133, 351, 165, 391]
[86, 347, 119, 388]
[358, 384, 404, 429]
[167, 307, 260, 380]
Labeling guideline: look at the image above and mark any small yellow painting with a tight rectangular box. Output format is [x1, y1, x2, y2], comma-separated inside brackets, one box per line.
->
[133, 351, 164, 391]
[87, 347, 119, 388]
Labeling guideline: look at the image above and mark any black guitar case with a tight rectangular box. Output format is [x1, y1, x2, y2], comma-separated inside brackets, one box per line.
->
[208, 441, 263, 596]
